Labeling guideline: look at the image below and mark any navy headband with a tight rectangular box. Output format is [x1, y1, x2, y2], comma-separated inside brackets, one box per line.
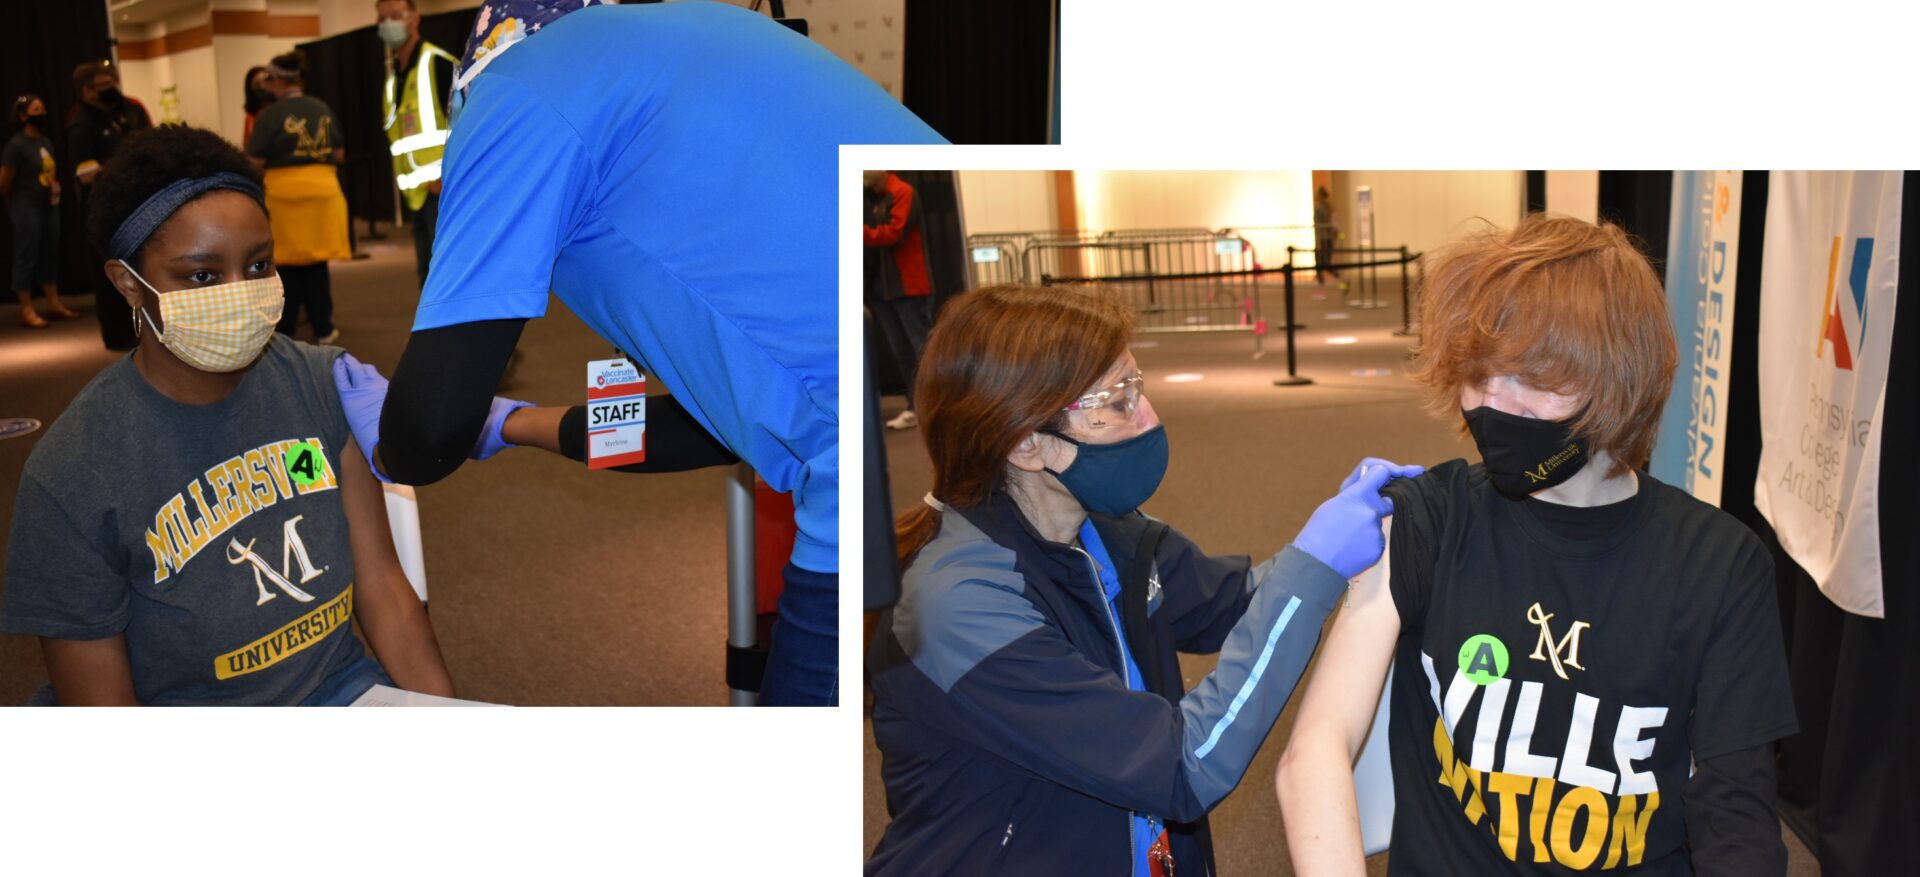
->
[106, 172, 266, 262]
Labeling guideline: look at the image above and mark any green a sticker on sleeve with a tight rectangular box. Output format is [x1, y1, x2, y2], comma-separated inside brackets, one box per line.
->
[1458, 634, 1509, 685]
[284, 441, 329, 487]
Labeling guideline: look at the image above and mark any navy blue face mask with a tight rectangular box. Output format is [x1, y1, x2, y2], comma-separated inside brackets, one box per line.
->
[1041, 424, 1169, 516]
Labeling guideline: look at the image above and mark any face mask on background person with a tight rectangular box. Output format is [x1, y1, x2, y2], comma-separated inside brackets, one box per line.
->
[98, 86, 124, 105]
[23, 112, 48, 130]
[121, 260, 285, 373]
[379, 19, 410, 49]
[246, 88, 276, 114]
[1461, 405, 1592, 499]
[1041, 425, 1171, 517]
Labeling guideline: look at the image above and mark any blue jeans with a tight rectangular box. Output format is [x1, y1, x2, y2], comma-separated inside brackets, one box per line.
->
[758, 563, 838, 706]
[8, 202, 59, 291]
[299, 654, 395, 706]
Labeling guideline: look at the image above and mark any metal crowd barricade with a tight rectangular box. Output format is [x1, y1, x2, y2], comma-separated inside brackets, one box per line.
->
[1033, 230, 1267, 356]
[962, 228, 1219, 289]
[965, 234, 1032, 288]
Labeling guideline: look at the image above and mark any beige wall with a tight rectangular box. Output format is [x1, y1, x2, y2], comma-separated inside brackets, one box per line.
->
[111, 1, 322, 144]
[1545, 170, 1601, 224]
[1333, 171, 1526, 256]
[956, 171, 1059, 236]
[709, 0, 905, 100]
[1073, 171, 1313, 235]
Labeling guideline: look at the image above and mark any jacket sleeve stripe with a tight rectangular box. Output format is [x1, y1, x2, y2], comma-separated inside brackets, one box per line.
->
[1193, 594, 1303, 758]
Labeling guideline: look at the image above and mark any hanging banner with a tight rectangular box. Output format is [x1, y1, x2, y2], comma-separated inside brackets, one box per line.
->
[1753, 172, 1900, 618]
[1651, 171, 1742, 505]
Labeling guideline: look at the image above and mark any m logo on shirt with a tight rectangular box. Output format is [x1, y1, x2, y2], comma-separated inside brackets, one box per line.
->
[226, 514, 326, 605]
[1528, 602, 1591, 680]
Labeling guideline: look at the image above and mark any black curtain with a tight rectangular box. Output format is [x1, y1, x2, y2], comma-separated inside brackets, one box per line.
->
[1597, 170, 1672, 274]
[0, 0, 112, 295]
[1523, 170, 1547, 213]
[1603, 171, 1919, 873]
[294, 8, 477, 228]
[903, 0, 1055, 144]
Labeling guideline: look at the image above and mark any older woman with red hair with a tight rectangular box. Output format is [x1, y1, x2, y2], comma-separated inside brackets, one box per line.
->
[867, 284, 1418, 875]
[1277, 214, 1795, 875]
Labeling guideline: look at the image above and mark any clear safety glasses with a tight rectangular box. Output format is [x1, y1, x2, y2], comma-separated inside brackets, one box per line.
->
[1063, 370, 1146, 429]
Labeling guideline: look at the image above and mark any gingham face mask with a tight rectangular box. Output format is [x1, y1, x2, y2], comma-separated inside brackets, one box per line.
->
[121, 260, 284, 373]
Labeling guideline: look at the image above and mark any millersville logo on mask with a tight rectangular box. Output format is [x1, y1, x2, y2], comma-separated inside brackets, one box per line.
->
[1524, 443, 1584, 485]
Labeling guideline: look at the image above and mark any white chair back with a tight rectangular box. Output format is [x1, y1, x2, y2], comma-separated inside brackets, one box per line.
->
[382, 483, 429, 603]
[1354, 665, 1396, 855]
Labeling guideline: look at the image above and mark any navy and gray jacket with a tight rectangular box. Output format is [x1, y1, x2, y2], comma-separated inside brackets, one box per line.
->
[866, 489, 1347, 876]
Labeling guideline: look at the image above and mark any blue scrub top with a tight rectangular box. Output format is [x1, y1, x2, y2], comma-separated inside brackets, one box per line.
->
[416, 2, 947, 573]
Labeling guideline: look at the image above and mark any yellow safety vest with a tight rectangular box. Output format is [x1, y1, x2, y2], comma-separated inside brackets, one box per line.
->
[383, 40, 457, 212]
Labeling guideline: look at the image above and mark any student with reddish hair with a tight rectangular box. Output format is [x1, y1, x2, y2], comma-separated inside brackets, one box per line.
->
[866, 284, 1419, 875]
[1277, 214, 1795, 875]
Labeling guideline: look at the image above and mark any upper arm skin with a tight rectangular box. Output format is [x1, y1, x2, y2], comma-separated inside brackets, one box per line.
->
[338, 436, 409, 604]
[1287, 518, 1401, 759]
[338, 436, 452, 696]
[1274, 517, 1401, 874]
[41, 635, 138, 706]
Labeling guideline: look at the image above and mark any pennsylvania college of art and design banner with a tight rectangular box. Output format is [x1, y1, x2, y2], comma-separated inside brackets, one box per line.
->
[1754, 172, 1901, 618]
[1651, 171, 1741, 505]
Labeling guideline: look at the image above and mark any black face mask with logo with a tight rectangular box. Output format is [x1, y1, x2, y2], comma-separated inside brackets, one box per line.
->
[1462, 406, 1591, 499]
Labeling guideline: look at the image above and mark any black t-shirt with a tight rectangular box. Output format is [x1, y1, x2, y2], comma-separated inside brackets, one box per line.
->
[65, 99, 151, 192]
[1379, 460, 1796, 874]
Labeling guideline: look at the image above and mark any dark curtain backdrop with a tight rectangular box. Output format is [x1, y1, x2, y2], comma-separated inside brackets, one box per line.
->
[1597, 170, 1672, 275]
[0, 0, 112, 295]
[902, 0, 1055, 144]
[1611, 171, 1919, 874]
[294, 8, 477, 228]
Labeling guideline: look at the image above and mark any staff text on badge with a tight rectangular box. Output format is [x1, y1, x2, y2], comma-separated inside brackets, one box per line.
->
[586, 358, 646, 469]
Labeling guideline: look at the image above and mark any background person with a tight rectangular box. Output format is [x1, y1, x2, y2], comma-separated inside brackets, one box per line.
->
[1314, 184, 1340, 285]
[4, 95, 78, 328]
[246, 50, 351, 345]
[376, 0, 458, 290]
[0, 126, 451, 705]
[66, 60, 151, 350]
[1275, 215, 1795, 875]
[242, 65, 273, 144]
[866, 284, 1420, 875]
[863, 169, 935, 431]
[344, 0, 947, 707]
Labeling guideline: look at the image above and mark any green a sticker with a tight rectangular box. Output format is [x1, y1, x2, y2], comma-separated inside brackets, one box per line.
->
[1457, 634, 1509, 685]
[284, 441, 328, 487]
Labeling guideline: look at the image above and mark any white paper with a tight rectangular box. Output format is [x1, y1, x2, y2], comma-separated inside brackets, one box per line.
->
[349, 684, 506, 707]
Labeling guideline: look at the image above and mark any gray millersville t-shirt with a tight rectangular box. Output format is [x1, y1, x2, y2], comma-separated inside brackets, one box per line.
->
[1, 336, 367, 705]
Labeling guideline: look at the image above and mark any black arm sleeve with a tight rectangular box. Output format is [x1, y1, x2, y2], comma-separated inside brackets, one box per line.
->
[558, 394, 739, 472]
[379, 318, 526, 485]
[1683, 744, 1787, 876]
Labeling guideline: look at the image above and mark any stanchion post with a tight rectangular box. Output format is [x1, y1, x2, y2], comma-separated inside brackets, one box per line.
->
[727, 462, 758, 706]
[1275, 249, 1313, 387]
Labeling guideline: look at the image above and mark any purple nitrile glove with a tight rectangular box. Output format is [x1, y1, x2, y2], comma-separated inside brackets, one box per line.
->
[1340, 456, 1424, 492]
[1292, 463, 1402, 579]
[332, 352, 393, 483]
[471, 395, 534, 460]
